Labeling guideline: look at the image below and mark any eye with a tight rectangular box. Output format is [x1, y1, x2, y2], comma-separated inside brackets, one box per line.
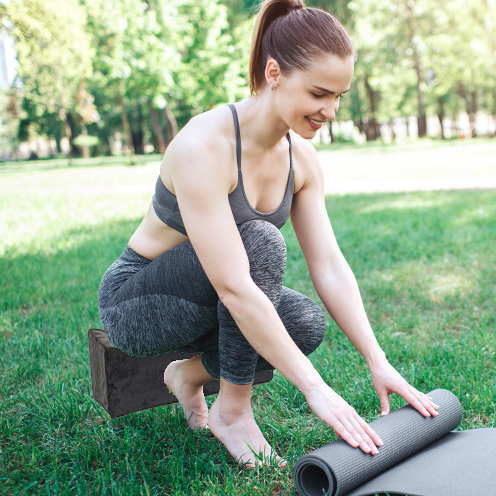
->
[311, 93, 325, 99]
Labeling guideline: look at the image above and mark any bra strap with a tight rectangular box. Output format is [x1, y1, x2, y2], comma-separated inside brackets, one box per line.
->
[227, 104, 242, 172]
[286, 132, 293, 171]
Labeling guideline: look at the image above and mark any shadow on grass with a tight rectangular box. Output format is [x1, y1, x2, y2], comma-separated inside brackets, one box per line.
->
[1, 190, 495, 495]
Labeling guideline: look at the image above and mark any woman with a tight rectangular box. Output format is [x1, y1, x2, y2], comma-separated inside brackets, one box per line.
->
[99, 0, 439, 469]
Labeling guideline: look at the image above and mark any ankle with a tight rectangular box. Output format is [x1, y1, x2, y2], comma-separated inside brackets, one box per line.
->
[179, 356, 213, 388]
[215, 396, 253, 420]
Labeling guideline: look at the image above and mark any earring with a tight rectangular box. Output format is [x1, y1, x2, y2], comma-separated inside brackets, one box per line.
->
[270, 84, 274, 90]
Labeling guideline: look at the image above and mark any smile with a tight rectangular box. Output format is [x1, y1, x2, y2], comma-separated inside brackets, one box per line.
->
[306, 117, 325, 130]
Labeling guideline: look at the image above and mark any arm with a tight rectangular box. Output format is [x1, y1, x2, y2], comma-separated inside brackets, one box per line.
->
[290, 141, 439, 417]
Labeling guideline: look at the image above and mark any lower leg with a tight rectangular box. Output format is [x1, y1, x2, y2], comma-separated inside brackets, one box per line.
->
[164, 355, 215, 430]
[208, 378, 287, 468]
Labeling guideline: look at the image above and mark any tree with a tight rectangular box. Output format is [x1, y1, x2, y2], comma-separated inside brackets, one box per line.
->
[74, 84, 100, 158]
[2, 0, 93, 159]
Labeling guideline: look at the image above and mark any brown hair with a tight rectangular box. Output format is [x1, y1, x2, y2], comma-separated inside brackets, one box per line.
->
[249, 0, 355, 95]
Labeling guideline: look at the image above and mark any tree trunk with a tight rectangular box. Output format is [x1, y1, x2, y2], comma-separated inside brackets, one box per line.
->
[437, 98, 445, 139]
[163, 104, 178, 144]
[117, 91, 135, 155]
[405, 1, 426, 138]
[55, 135, 62, 154]
[103, 136, 112, 156]
[364, 77, 379, 141]
[14, 137, 21, 161]
[55, 74, 73, 163]
[131, 104, 144, 155]
[415, 62, 427, 137]
[60, 108, 73, 164]
[81, 125, 90, 158]
[148, 103, 167, 153]
[469, 91, 477, 138]
[329, 120, 334, 143]
[389, 118, 396, 142]
[67, 112, 80, 158]
[50, 139, 57, 156]
[451, 112, 458, 138]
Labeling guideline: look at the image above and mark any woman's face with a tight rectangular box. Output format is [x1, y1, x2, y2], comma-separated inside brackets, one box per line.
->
[273, 54, 355, 139]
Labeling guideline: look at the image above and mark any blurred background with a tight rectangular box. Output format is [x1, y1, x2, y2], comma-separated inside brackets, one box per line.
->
[0, 0, 495, 161]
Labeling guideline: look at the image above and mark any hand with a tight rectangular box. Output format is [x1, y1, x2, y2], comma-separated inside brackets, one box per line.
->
[370, 360, 440, 417]
[304, 382, 383, 455]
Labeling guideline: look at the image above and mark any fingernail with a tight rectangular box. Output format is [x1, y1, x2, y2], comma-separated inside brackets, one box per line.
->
[378, 438, 384, 446]
[381, 411, 386, 417]
[372, 447, 379, 454]
[433, 404, 440, 408]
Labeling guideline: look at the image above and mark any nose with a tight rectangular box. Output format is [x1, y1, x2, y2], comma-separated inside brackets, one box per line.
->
[320, 103, 336, 121]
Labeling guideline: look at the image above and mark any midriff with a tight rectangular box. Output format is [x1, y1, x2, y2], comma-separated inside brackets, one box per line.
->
[128, 202, 189, 261]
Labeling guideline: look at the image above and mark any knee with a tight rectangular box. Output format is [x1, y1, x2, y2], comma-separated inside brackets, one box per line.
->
[295, 300, 326, 355]
[238, 220, 287, 275]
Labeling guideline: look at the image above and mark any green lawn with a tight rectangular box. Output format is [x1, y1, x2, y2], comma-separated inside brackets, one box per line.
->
[1, 145, 495, 495]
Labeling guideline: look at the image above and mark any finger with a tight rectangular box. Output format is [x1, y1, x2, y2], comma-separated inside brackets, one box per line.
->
[401, 388, 438, 417]
[345, 417, 379, 455]
[378, 390, 391, 416]
[417, 391, 440, 415]
[420, 391, 440, 410]
[354, 414, 384, 447]
[339, 418, 372, 454]
[408, 387, 440, 416]
[333, 421, 360, 450]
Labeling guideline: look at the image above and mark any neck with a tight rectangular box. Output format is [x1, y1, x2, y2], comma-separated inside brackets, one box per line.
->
[236, 89, 290, 151]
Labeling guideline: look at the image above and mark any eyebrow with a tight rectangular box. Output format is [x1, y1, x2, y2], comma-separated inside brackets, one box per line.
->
[311, 85, 350, 95]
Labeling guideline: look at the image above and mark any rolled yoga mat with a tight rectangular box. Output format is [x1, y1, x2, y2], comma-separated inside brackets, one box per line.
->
[294, 388, 496, 496]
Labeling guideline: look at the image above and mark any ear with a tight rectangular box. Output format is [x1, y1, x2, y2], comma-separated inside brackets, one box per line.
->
[264, 58, 281, 90]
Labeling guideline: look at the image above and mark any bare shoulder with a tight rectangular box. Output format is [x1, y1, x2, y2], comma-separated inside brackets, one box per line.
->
[288, 131, 323, 194]
[163, 106, 237, 189]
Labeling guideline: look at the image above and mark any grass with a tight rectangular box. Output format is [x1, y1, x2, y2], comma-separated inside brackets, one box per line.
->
[1, 142, 495, 495]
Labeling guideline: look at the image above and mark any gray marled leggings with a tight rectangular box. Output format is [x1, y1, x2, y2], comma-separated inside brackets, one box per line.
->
[98, 220, 326, 385]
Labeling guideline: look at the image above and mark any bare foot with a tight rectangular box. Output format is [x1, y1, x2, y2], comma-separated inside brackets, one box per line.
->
[208, 395, 287, 469]
[164, 358, 209, 430]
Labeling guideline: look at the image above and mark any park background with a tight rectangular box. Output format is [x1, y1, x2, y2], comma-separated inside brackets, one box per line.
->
[1, 0, 496, 156]
[1, 0, 496, 495]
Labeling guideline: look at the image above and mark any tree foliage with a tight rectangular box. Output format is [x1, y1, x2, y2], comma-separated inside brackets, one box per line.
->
[1, 0, 495, 157]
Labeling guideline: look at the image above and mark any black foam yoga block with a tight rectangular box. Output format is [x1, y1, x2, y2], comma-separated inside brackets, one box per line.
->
[88, 328, 273, 418]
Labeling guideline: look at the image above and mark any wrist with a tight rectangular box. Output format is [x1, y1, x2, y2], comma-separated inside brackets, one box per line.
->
[301, 377, 328, 399]
[295, 358, 327, 397]
[364, 346, 388, 369]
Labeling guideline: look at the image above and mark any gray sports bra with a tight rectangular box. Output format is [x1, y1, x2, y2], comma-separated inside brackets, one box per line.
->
[152, 103, 294, 236]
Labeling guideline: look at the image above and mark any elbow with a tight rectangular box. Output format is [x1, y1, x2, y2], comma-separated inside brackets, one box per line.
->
[216, 278, 255, 315]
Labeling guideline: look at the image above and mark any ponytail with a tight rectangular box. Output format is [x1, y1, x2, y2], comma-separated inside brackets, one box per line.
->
[249, 0, 355, 95]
